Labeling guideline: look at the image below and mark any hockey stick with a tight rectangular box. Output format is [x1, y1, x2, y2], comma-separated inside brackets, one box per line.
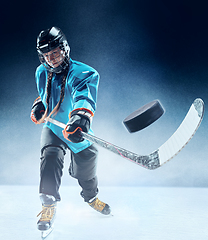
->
[47, 98, 204, 170]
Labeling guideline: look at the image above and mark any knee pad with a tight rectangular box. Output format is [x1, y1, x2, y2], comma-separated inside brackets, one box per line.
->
[41, 146, 65, 170]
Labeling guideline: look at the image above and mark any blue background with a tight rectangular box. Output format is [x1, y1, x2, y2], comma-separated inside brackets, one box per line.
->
[0, 0, 207, 187]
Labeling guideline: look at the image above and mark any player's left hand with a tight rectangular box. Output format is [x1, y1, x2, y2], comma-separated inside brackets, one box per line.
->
[62, 109, 92, 143]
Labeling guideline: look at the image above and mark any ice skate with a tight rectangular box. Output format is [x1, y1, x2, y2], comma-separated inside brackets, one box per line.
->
[88, 197, 111, 215]
[37, 194, 57, 239]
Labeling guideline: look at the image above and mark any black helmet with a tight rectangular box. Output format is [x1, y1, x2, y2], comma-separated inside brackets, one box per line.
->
[37, 27, 70, 73]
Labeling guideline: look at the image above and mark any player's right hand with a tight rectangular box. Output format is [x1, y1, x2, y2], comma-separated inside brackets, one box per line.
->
[30, 97, 45, 124]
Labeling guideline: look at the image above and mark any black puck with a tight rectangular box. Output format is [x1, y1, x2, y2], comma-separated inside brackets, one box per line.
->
[123, 100, 165, 133]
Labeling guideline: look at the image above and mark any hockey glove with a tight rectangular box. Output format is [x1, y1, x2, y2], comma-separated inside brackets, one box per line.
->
[30, 97, 45, 124]
[62, 108, 93, 143]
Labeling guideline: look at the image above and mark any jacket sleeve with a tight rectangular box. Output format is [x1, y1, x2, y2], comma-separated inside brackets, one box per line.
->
[71, 70, 100, 113]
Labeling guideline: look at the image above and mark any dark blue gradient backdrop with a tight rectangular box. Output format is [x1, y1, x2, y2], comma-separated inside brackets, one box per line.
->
[0, 0, 207, 187]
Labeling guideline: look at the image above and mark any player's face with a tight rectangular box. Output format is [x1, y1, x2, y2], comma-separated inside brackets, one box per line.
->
[43, 47, 65, 68]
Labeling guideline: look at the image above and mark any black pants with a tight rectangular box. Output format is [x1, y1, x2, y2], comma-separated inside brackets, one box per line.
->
[39, 127, 98, 202]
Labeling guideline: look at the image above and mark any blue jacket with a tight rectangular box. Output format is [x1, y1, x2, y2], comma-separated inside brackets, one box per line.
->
[35, 59, 99, 153]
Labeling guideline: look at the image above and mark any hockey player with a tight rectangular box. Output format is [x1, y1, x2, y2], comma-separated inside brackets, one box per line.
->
[31, 26, 111, 234]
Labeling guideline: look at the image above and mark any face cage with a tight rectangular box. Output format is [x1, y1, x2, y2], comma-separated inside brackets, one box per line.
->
[38, 41, 70, 74]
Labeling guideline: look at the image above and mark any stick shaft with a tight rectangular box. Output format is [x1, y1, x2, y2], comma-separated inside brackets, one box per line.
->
[46, 117, 156, 169]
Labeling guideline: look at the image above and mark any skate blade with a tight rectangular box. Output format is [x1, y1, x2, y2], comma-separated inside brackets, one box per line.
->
[107, 212, 114, 217]
[41, 226, 54, 239]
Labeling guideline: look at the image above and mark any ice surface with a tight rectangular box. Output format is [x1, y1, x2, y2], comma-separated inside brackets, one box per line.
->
[0, 186, 208, 240]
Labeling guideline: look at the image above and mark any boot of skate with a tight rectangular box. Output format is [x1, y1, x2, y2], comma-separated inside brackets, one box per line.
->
[37, 194, 57, 231]
[88, 197, 111, 215]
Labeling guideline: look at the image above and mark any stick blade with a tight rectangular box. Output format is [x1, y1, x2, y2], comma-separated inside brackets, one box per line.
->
[158, 98, 204, 166]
